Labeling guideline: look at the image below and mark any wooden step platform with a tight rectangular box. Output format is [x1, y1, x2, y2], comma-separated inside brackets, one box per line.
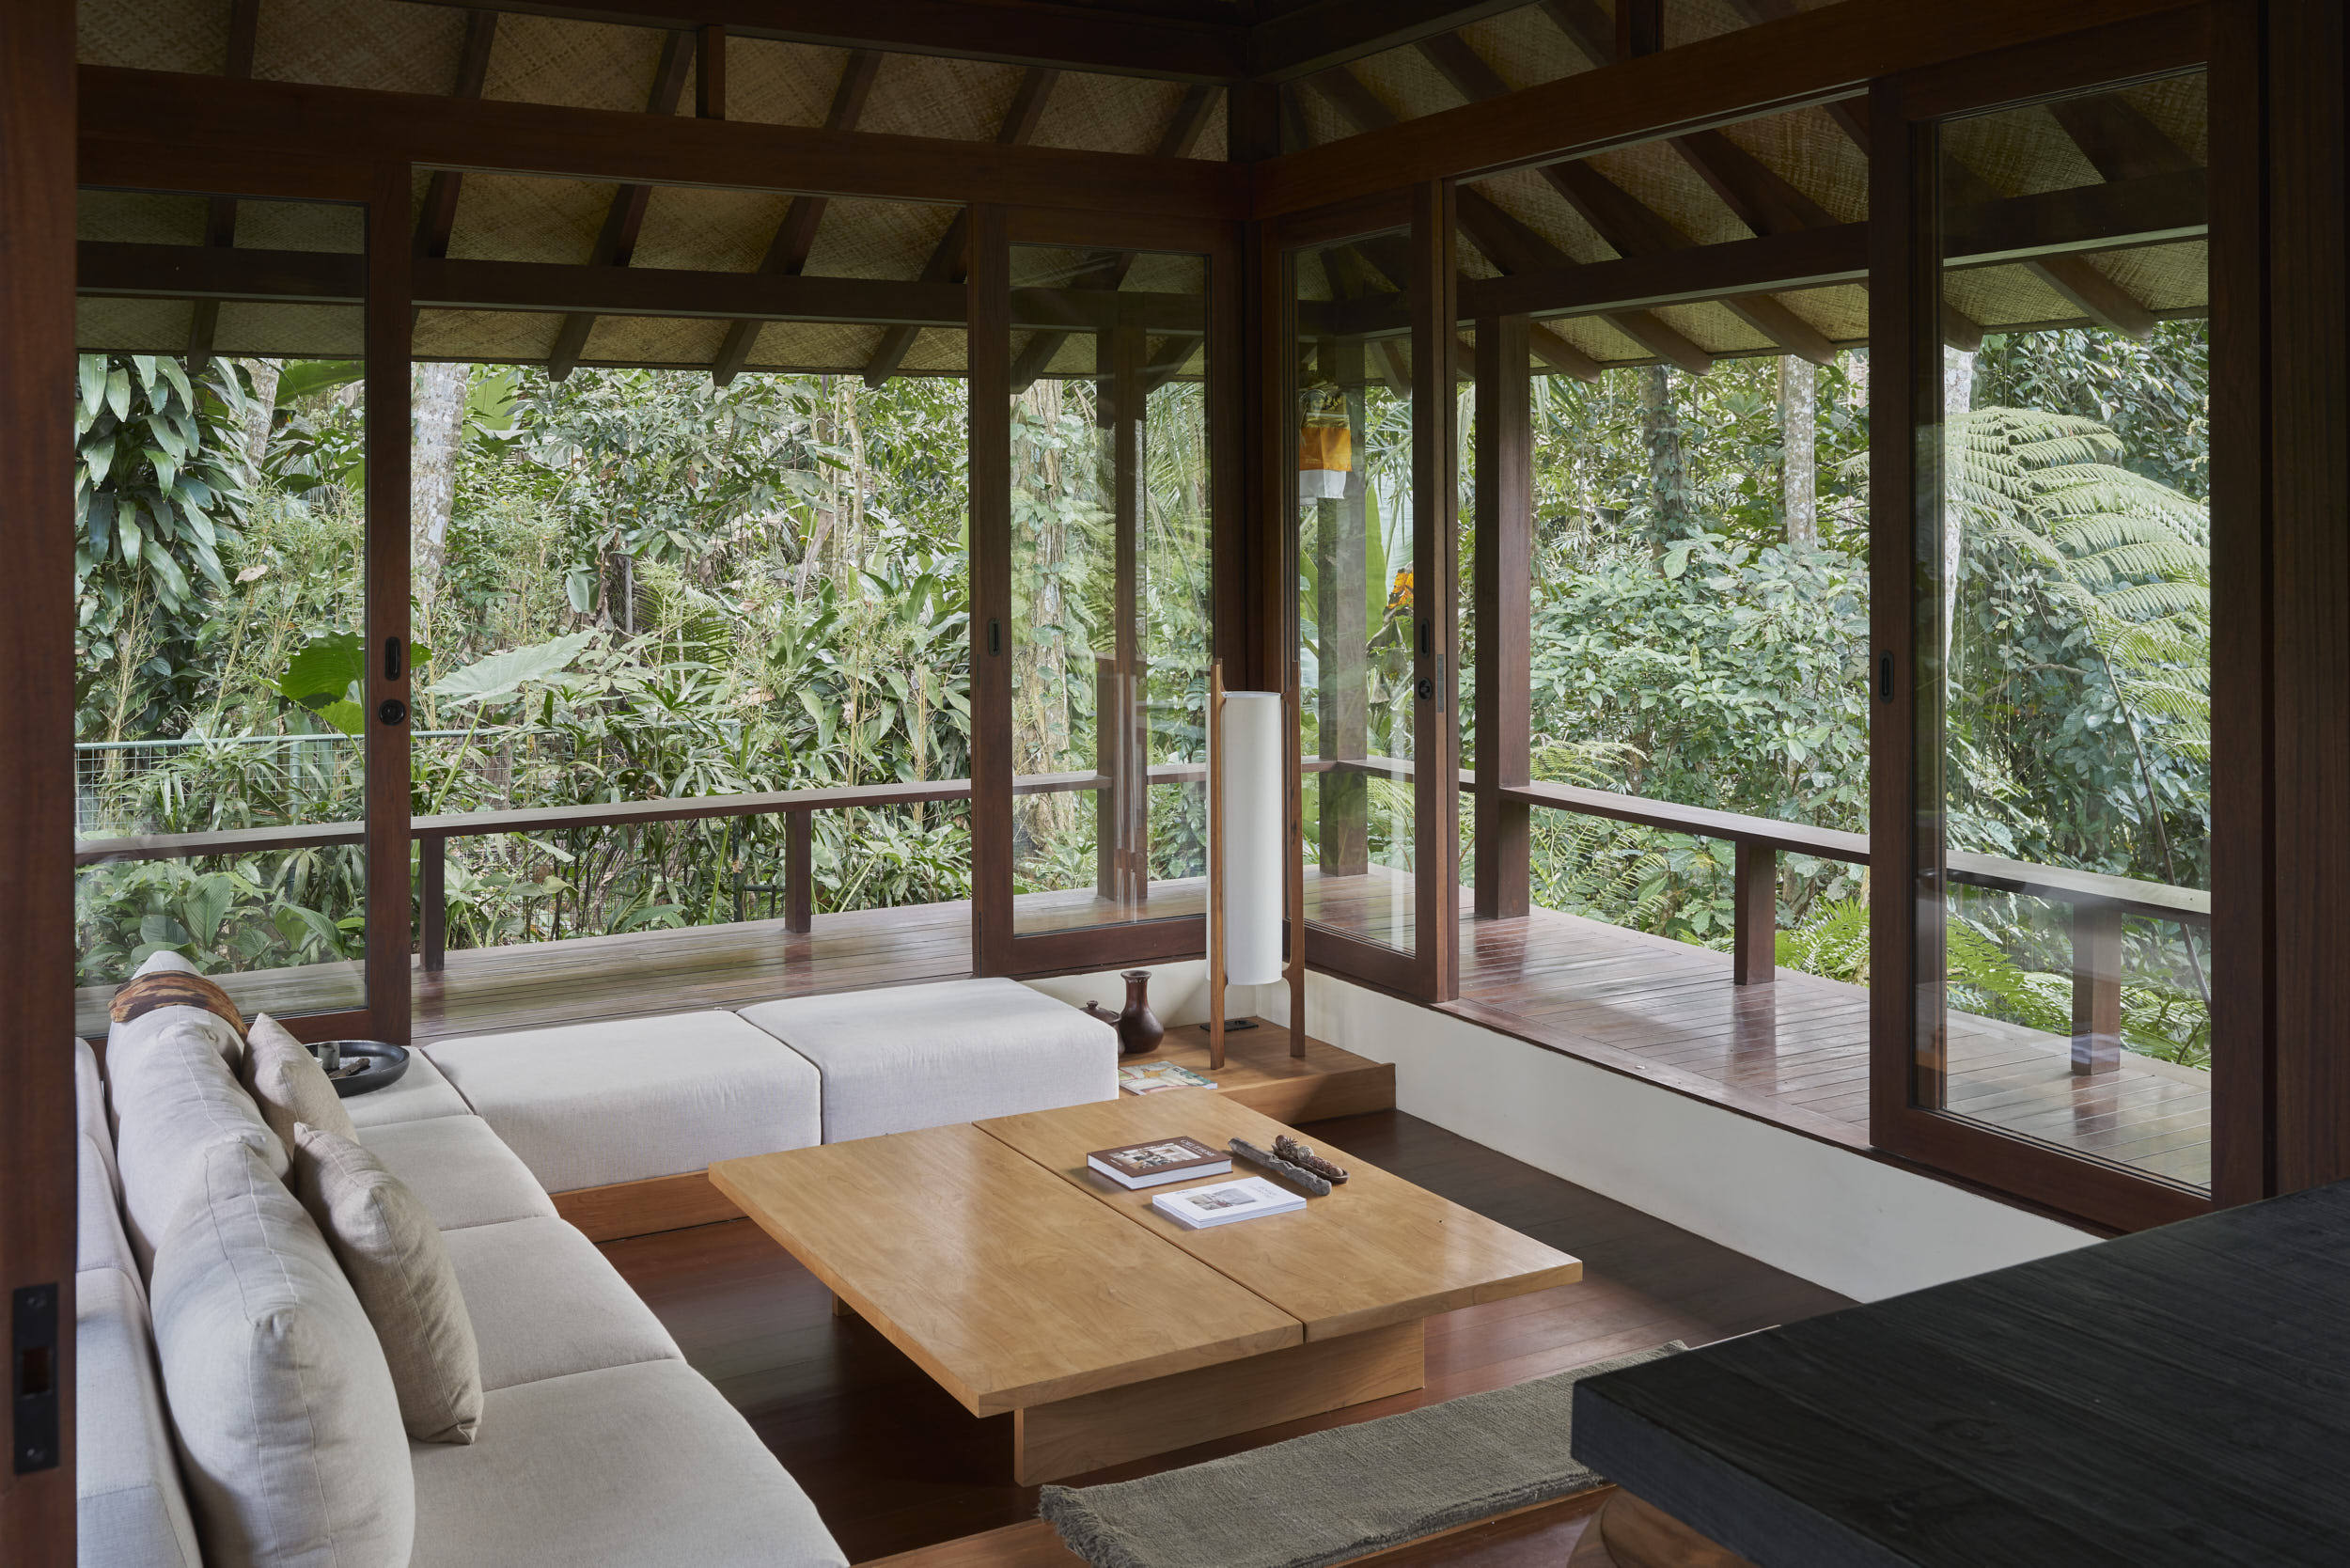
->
[1123, 1018, 1396, 1123]
[856, 1491, 1610, 1566]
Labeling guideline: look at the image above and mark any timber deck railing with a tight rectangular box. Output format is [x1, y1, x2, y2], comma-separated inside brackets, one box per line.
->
[77, 758, 2209, 1074]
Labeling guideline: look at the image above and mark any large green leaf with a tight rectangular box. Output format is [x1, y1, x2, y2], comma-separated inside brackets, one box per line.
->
[279, 631, 368, 734]
[428, 630, 595, 704]
[274, 360, 365, 405]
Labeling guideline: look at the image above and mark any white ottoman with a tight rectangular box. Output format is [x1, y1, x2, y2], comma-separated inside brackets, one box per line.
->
[425, 1011, 822, 1193]
[736, 978, 1116, 1145]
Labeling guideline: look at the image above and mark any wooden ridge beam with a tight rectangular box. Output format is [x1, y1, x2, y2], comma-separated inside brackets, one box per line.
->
[1253, 0, 2208, 216]
[862, 65, 1058, 386]
[548, 29, 696, 378]
[710, 48, 881, 385]
[396, 0, 1249, 83]
[78, 67, 1248, 221]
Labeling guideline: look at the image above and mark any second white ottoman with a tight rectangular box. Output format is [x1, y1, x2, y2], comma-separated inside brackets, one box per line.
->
[736, 978, 1115, 1144]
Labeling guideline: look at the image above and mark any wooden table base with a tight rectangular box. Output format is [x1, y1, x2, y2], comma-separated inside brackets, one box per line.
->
[1012, 1321, 1425, 1484]
[1565, 1491, 1758, 1568]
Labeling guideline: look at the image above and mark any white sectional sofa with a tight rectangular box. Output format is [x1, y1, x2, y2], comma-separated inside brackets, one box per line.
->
[76, 960, 1117, 1567]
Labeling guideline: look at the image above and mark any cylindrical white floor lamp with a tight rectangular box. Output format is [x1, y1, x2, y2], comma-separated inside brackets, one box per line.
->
[1208, 662, 1287, 1069]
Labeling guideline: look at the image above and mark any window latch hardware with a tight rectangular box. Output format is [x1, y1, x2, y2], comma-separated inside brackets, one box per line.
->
[14, 1283, 59, 1473]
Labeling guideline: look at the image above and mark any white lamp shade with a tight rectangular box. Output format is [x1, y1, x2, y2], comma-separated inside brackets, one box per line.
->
[1214, 691, 1286, 987]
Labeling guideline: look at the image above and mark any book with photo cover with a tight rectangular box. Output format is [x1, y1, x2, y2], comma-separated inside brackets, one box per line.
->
[1118, 1061, 1217, 1096]
[1151, 1176, 1308, 1230]
[1087, 1137, 1232, 1190]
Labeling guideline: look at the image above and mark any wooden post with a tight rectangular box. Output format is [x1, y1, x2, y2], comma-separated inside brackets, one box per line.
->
[1094, 655, 1120, 901]
[1472, 314, 1531, 920]
[1208, 659, 1228, 1070]
[785, 808, 813, 935]
[969, 204, 1012, 976]
[1, 0, 80, 1549]
[365, 161, 415, 1044]
[1731, 839, 1778, 987]
[1109, 295, 1148, 912]
[1287, 677, 1307, 1056]
[1316, 339, 1370, 877]
[418, 832, 447, 972]
[2071, 903, 2123, 1074]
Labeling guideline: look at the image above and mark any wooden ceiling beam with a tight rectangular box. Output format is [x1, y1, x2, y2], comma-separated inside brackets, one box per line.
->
[1255, 0, 2208, 216]
[1009, 82, 1220, 393]
[79, 67, 1247, 220]
[1308, 62, 1713, 374]
[548, 29, 697, 379]
[861, 66, 1058, 386]
[710, 48, 882, 385]
[396, 0, 1248, 83]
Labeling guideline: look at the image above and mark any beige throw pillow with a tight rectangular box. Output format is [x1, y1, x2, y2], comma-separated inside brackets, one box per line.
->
[292, 1121, 483, 1445]
[243, 1012, 357, 1150]
[150, 1138, 414, 1568]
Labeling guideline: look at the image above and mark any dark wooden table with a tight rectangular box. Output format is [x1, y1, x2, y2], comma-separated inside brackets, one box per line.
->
[1571, 1180, 2350, 1567]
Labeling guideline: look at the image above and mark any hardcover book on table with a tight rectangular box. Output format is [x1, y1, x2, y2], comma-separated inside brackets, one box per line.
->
[1087, 1137, 1231, 1190]
[1118, 1061, 1217, 1095]
[1151, 1176, 1308, 1229]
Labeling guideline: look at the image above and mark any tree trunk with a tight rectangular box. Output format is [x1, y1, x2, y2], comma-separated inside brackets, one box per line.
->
[1778, 355, 1817, 549]
[240, 357, 281, 479]
[412, 361, 468, 586]
[1637, 364, 1698, 548]
[1941, 347, 1976, 663]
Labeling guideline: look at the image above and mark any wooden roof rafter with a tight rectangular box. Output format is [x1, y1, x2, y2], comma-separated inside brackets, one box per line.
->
[708, 49, 883, 385]
[546, 27, 697, 378]
[861, 64, 1060, 387]
[184, 0, 261, 374]
[1304, 63, 1713, 375]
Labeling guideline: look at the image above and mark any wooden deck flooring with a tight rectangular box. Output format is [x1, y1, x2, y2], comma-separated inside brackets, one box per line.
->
[1447, 901, 2212, 1189]
[603, 1108, 1849, 1565]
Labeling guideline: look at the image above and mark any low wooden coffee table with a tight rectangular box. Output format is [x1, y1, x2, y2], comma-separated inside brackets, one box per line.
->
[709, 1090, 1581, 1483]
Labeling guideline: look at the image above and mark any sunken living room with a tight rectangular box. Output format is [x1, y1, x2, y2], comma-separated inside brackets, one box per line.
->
[8, 0, 2350, 1564]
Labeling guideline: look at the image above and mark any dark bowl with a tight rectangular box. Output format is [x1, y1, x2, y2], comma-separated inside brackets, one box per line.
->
[308, 1040, 411, 1098]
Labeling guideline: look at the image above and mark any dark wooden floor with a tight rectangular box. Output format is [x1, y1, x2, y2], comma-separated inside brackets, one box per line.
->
[602, 1107, 1849, 1566]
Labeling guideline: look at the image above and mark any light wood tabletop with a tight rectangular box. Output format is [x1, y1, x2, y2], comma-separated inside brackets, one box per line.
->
[976, 1090, 1584, 1340]
[709, 1122, 1299, 1417]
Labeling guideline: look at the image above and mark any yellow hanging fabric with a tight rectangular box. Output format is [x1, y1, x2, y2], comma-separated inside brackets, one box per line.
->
[1298, 381, 1351, 501]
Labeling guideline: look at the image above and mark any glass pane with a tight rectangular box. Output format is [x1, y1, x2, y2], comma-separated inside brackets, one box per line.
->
[72, 189, 368, 1031]
[1294, 230, 1418, 953]
[1925, 72, 2213, 1188]
[1008, 245, 1212, 934]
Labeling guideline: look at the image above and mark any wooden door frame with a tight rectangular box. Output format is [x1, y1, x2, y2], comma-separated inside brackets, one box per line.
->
[1868, 25, 2218, 1231]
[973, 205, 1244, 978]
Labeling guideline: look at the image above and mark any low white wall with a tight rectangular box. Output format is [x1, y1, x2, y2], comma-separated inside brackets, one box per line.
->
[1249, 972, 2098, 1304]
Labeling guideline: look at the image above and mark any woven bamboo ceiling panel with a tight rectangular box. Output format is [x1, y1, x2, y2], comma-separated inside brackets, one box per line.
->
[75, 0, 2206, 376]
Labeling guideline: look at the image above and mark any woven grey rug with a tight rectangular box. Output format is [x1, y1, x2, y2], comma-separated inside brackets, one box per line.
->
[1036, 1341, 1684, 1568]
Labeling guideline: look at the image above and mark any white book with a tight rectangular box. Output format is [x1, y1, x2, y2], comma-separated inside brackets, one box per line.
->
[1087, 1154, 1232, 1190]
[1151, 1176, 1308, 1230]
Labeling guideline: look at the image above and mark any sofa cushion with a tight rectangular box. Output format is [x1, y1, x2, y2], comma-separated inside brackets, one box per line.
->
[292, 1123, 483, 1445]
[79, 1132, 139, 1282]
[150, 1139, 415, 1568]
[426, 1011, 822, 1192]
[110, 1014, 288, 1269]
[738, 978, 1116, 1144]
[357, 1114, 557, 1231]
[76, 1036, 119, 1192]
[343, 1047, 472, 1130]
[409, 1359, 848, 1568]
[440, 1216, 680, 1391]
[76, 1266, 203, 1568]
[243, 1013, 358, 1149]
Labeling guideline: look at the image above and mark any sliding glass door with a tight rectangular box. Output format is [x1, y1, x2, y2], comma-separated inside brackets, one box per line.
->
[1276, 187, 1461, 1000]
[1872, 55, 2217, 1229]
[973, 207, 1240, 975]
